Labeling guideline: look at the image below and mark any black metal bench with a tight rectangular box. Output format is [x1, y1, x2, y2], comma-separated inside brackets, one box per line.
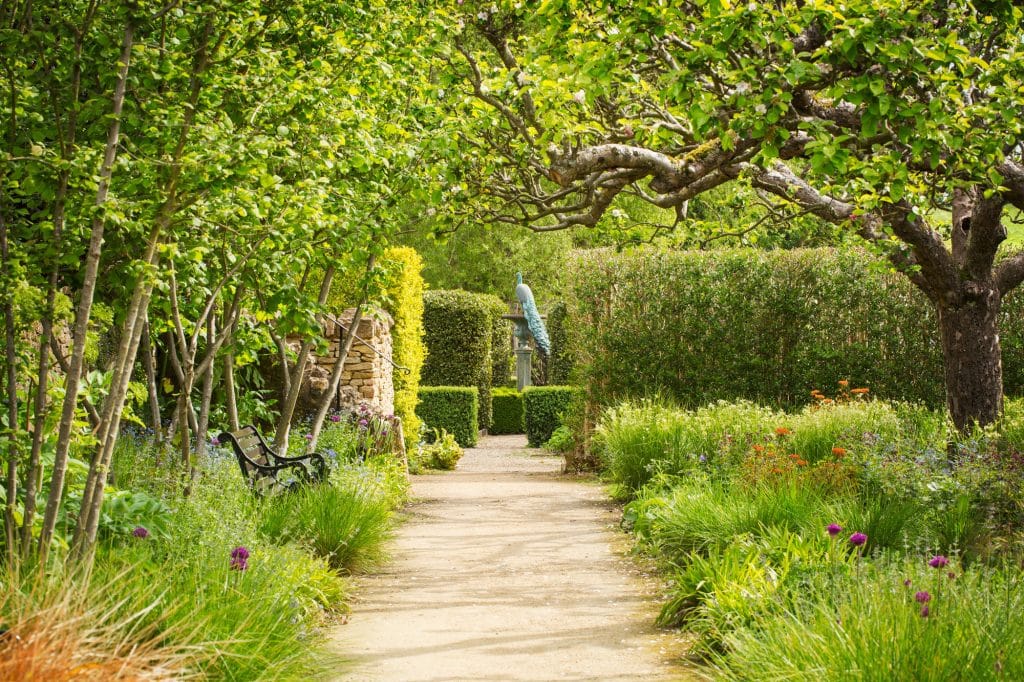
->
[217, 425, 327, 494]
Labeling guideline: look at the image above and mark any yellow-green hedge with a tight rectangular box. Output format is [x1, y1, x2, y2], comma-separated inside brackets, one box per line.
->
[383, 247, 425, 451]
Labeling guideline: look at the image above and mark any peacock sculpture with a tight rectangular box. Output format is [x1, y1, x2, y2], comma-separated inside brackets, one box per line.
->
[514, 272, 551, 356]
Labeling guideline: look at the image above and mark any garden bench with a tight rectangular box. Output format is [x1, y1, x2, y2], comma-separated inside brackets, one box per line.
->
[217, 425, 327, 494]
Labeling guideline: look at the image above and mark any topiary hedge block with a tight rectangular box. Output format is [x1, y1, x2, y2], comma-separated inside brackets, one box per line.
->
[523, 386, 580, 447]
[490, 388, 524, 434]
[421, 290, 493, 430]
[416, 386, 479, 447]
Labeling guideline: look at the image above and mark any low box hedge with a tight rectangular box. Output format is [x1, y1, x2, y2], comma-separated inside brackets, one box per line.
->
[490, 388, 524, 434]
[416, 386, 479, 447]
[523, 386, 580, 447]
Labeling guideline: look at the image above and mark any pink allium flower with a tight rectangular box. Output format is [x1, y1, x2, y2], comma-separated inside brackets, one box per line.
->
[827, 523, 843, 536]
[848, 532, 867, 547]
[929, 555, 949, 568]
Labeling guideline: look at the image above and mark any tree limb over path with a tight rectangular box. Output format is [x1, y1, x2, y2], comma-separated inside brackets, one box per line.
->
[444, 1, 1024, 431]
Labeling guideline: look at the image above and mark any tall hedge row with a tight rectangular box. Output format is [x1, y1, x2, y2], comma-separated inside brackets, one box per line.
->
[383, 247, 426, 450]
[566, 248, 1024, 409]
[483, 294, 513, 388]
[421, 290, 493, 429]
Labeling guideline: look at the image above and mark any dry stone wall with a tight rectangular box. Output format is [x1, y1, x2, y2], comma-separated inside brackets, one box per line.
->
[287, 308, 395, 417]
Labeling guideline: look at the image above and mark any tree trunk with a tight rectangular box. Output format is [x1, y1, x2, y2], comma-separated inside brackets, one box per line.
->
[1, 214, 19, 566]
[224, 346, 240, 432]
[141, 317, 163, 441]
[937, 288, 1003, 433]
[274, 266, 335, 453]
[38, 19, 135, 562]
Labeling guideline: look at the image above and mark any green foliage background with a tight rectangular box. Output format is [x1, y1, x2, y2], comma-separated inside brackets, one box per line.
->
[565, 247, 1024, 409]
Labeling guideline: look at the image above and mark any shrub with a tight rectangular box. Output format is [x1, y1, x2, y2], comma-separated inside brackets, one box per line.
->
[523, 385, 580, 447]
[410, 428, 464, 473]
[543, 425, 574, 453]
[383, 247, 426, 452]
[416, 386, 479, 447]
[421, 290, 492, 429]
[491, 387, 524, 434]
[565, 247, 1024, 409]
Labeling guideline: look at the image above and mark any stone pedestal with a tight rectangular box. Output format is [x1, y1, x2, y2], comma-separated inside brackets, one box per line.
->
[515, 347, 533, 392]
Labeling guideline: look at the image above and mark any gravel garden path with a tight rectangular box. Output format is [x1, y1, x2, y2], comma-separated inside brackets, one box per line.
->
[331, 434, 691, 681]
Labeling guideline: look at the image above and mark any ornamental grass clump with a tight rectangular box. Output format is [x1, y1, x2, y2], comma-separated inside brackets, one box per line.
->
[258, 481, 393, 572]
[713, 558, 1024, 680]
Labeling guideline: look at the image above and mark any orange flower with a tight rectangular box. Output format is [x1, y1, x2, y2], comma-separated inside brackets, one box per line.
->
[832, 447, 847, 457]
[823, 398, 835, 405]
[851, 388, 870, 395]
[775, 427, 792, 436]
[789, 453, 800, 460]
[753, 444, 765, 453]
[771, 467, 783, 474]
[796, 459, 807, 467]
[838, 379, 850, 387]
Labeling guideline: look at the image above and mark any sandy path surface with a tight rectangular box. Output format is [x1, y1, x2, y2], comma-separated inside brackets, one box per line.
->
[330, 434, 691, 681]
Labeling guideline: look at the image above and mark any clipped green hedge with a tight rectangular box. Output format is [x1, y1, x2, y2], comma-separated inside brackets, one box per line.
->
[421, 290, 492, 429]
[484, 294, 513, 388]
[415, 386, 479, 447]
[566, 247, 1024, 409]
[547, 301, 574, 384]
[491, 388, 524, 434]
[523, 386, 580, 447]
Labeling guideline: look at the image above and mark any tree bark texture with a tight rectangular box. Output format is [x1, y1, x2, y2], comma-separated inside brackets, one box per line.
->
[938, 289, 1004, 432]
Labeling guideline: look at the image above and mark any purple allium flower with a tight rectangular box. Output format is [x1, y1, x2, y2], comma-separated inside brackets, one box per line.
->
[305, 433, 314, 441]
[210, 436, 221, 446]
[827, 523, 843, 536]
[358, 419, 369, 428]
[929, 555, 950, 569]
[903, 579, 912, 587]
[230, 545, 250, 571]
[329, 414, 341, 423]
[849, 532, 867, 547]
[920, 604, 930, 618]
[132, 526, 150, 539]
[915, 591, 931, 603]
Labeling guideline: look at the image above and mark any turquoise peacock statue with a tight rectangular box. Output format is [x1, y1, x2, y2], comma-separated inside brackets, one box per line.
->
[515, 272, 551, 356]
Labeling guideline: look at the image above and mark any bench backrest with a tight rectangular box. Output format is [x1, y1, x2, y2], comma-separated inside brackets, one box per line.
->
[220, 425, 275, 479]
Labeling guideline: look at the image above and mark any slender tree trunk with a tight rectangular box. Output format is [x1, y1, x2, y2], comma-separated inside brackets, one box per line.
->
[1, 213, 19, 566]
[308, 305, 365, 451]
[274, 267, 335, 453]
[307, 254, 377, 450]
[194, 315, 215, 458]
[224, 340, 240, 432]
[141, 316, 162, 440]
[38, 20, 135, 561]
[937, 289, 1004, 433]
